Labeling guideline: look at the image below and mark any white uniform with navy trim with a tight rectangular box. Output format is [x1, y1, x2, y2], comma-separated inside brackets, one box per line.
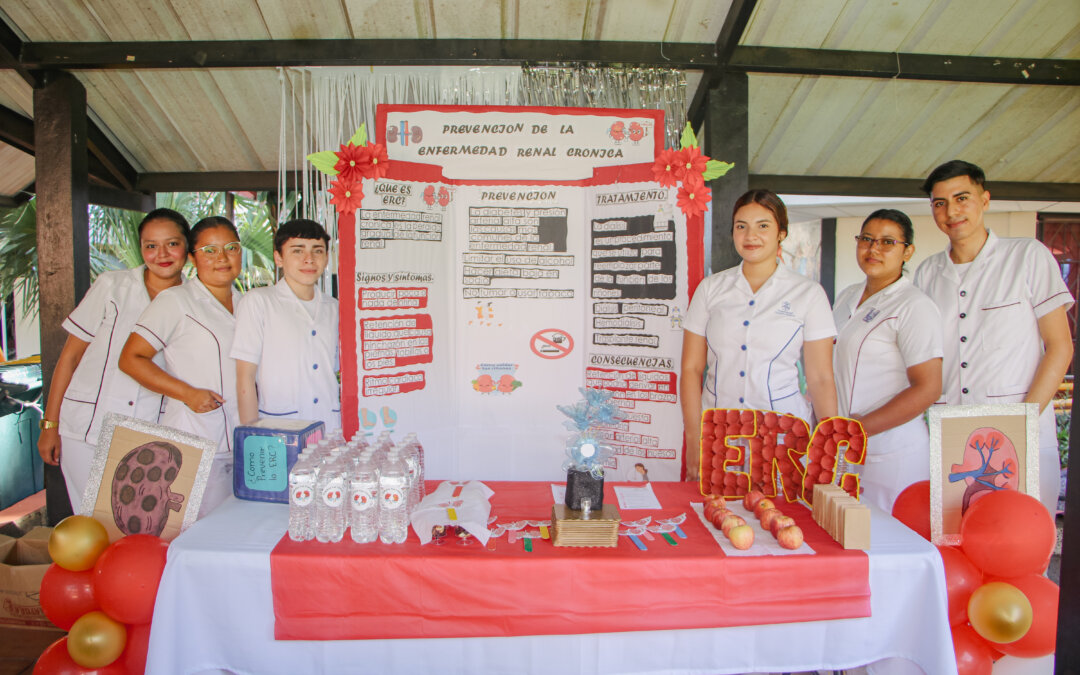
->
[833, 277, 943, 511]
[229, 279, 340, 429]
[684, 263, 837, 423]
[133, 277, 241, 517]
[58, 266, 172, 510]
[913, 229, 1073, 515]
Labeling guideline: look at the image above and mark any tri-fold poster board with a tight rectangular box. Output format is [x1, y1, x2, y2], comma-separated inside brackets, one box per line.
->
[339, 105, 704, 481]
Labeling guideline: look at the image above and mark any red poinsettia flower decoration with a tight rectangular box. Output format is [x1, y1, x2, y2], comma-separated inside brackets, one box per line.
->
[677, 175, 711, 217]
[334, 143, 367, 182]
[328, 179, 364, 214]
[651, 148, 681, 187]
[358, 143, 390, 180]
[675, 145, 709, 183]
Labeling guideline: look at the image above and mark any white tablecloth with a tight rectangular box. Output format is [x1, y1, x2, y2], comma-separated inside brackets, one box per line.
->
[146, 497, 957, 675]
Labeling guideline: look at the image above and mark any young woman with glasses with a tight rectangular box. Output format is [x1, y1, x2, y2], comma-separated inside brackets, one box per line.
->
[832, 209, 943, 511]
[119, 216, 243, 517]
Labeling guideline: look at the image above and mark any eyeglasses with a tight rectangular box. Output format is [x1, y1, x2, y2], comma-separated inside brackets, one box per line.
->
[193, 241, 242, 256]
[854, 235, 908, 250]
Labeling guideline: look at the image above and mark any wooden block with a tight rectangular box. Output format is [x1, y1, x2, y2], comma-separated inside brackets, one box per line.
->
[840, 503, 871, 550]
[551, 504, 621, 548]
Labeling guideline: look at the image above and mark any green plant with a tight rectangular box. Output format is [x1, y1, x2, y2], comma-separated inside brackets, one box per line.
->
[0, 199, 40, 319]
[1057, 410, 1070, 469]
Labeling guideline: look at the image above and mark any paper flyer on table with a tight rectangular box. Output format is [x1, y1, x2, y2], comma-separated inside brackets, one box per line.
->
[615, 484, 662, 509]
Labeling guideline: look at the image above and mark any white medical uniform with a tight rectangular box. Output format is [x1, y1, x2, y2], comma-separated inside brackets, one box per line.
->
[833, 277, 943, 512]
[684, 263, 837, 423]
[229, 279, 340, 429]
[132, 277, 241, 517]
[58, 266, 172, 511]
[913, 229, 1073, 515]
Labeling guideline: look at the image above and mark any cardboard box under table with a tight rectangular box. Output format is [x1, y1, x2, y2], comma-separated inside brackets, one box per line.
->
[270, 481, 869, 640]
[0, 527, 52, 629]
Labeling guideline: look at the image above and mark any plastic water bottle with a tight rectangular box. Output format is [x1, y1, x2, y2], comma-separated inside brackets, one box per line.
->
[404, 433, 426, 505]
[348, 454, 380, 543]
[315, 456, 346, 543]
[288, 456, 316, 541]
[378, 450, 410, 544]
[400, 443, 421, 515]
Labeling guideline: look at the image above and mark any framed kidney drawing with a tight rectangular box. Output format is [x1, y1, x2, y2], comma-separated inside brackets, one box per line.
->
[928, 403, 1040, 545]
[81, 413, 217, 542]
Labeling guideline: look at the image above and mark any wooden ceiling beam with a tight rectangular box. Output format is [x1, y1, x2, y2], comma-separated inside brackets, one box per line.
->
[729, 46, 1080, 86]
[751, 174, 1080, 202]
[689, 0, 758, 132]
[14, 39, 1079, 86]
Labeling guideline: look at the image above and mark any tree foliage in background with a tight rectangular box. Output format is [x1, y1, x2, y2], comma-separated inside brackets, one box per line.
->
[0, 192, 284, 321]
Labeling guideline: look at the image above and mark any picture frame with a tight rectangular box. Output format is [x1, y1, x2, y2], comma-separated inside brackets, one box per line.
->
[928, 403, 1040, 545]
[82, 413, 217, 542]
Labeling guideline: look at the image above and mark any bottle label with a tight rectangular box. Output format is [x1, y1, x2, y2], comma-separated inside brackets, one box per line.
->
[351, 487, 375, 511]
[381, 487, 405, 510]
[322, 478, 345, 507]
[292, 483, 314, 506]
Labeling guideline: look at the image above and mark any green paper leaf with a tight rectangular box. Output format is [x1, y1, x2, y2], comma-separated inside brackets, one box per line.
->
[701, 159, 735, 181]
[348, 124, 368, 147]
[679, 122, 697, 150]
[306, 151, 340, 176]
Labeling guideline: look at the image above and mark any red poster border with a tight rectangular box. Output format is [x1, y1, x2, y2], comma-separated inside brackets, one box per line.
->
[343, 105, 707, 445]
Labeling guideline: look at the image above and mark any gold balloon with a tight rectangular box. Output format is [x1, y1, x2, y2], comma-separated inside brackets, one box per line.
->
[48, 515, 110, 571]
[67, 610, 127, 668]
[968, 581, 1033, 644]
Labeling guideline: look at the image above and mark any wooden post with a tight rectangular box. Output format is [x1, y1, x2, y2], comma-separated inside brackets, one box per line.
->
[703, 72, 748, 275]
[820, 217, 837, 303]
[1057, 326, 1080, 674]
[33, 70, 90, 523]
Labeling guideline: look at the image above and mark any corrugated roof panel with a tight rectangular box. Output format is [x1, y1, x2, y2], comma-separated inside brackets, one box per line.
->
[0, 145, 34, 196]
[516, 0, 589, 40]
[742, 0, 848, 49]
[0, 71, 33, 117]
[432, 0, 504, 39]
[166, 0, 271, 40]
[79, 0, 191, 40]
[344, 0, 431, 39]
[661, 0, 732, 43]
[257, 0, 353, 39]
[588, 0, 678, 42]
[1, 0, 109, 40]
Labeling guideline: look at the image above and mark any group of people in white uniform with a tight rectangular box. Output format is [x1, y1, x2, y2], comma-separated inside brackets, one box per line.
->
[37, 158, 1072, 521]
[38, 212, 340, 517]
[682, 160, 1073, 515]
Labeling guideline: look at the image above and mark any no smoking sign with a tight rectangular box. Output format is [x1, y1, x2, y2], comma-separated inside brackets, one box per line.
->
[530, 329, 574, 359]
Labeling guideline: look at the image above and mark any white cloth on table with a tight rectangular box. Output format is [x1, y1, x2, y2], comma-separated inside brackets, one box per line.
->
[833, 277, 943, 512]
[147, 498, 957, 675]
[913, 230, 1073, 514]
[683, 263, 836, 422]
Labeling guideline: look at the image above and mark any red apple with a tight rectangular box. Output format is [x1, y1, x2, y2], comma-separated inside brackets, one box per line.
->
[742, 489, 765, 511]
[753, 498, 775, 520]
[727, 524, 755, 550]
[759, 508, 783, 531]
[710, 509, 729, 529]
[776, 525, 804, 550]
[770, 515, 796, 537]
[720, 514, 746, 537]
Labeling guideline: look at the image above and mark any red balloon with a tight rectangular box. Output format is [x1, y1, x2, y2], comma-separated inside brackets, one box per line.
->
[959, 490, 1055, 577]
[32, 637, 125, 675]
[121, 622, 152, 674]
[990, 574, 1059, 658]
[39, 563, 99, 630]
[92, 535, 169, 625]
[952, 623, 994, 675]
[938, 546, 983, 626]
[891, 480, 931, 540]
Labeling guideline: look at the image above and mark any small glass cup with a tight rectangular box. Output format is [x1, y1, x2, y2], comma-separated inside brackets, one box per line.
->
[580, 498, 592, 519]
[431, 524, 448, 546]
[455, 525, 474, 546]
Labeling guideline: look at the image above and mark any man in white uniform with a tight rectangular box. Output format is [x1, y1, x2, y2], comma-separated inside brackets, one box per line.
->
[232, 219, 340, 430]
[913, 160, 1073, 516]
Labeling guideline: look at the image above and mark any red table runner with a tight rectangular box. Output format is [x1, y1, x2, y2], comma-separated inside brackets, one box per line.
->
[270, 481, 869, 640]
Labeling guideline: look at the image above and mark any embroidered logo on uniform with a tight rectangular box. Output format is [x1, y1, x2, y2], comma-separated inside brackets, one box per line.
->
[862, 308, 880, 322]
[775, 300, 794, 317]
